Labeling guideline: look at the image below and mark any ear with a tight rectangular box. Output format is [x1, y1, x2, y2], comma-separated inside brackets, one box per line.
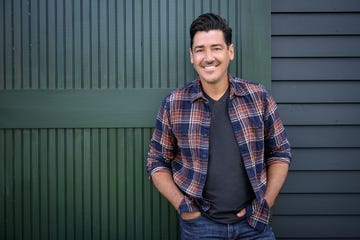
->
[229, 44, 235, 61]
[189, 48, 194, 64]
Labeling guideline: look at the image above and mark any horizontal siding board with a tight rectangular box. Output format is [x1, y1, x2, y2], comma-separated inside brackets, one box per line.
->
[272, 36, 360, 57]
[0, 89, 171, 128]
[272, 216, 360, 238]
[290, 148, 360, 171]
[272, 0, 360, 13]
[272, 13, 360, 35]
[282, 171, 360, 193]
[273, 193, 360, 215]
[272, 81, 360, 103]
[272, 58, 360, 80]
[286, 126, 360, 148]
[278, 104, 360, 125]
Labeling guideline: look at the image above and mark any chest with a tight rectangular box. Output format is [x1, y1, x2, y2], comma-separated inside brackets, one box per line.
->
[169, 97, 265, 146]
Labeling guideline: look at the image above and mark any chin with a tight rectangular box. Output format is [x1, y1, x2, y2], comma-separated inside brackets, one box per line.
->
[201, 78, 221, 84]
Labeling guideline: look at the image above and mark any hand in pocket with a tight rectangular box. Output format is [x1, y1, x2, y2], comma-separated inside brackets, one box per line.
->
[181, 211, 201, 220]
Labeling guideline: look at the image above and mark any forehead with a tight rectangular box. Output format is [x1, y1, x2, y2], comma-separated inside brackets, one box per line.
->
[192, 30, 226, 47]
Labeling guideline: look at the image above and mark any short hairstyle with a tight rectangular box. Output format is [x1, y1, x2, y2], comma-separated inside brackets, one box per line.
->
[189, 13, 232, 48]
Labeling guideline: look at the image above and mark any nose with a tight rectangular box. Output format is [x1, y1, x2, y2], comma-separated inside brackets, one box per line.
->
[204, 49, 215, 62]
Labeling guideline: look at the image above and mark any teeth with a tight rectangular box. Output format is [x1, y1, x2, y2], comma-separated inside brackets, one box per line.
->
[204, 66, 216, 70]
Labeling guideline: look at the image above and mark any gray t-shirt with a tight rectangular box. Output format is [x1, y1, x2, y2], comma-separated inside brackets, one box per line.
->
[203, 88, 255, 224]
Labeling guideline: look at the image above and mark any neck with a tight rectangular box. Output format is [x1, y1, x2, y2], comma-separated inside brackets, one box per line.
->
[200, 78, 229, 101]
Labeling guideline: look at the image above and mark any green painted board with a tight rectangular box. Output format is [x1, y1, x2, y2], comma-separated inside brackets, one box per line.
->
[0, 89, 171, 128]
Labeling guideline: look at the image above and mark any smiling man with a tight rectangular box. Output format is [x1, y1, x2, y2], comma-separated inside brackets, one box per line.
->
[146, 13, 291, 239]
[190, 29, 234, 100]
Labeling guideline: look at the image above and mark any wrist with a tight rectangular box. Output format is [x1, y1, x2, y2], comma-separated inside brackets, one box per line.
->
[264, 196, 274, 209]
[177, 195, 199, 214]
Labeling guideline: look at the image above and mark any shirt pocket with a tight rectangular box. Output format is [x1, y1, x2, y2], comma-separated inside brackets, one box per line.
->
[173, 124, 203, 151]
[247, 116, 264, 136]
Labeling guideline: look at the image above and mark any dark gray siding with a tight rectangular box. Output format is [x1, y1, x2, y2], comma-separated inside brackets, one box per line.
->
[271, 0, 360, 239]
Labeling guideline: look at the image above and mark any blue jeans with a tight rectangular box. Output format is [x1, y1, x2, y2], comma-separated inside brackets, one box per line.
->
[179, 214, 276, 240]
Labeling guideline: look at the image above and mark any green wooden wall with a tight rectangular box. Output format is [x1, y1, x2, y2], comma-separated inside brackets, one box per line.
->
[0, 0, 270, 239]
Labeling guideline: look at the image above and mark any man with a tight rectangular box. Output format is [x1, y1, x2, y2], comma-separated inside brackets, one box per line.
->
[146, 13, 291, 239]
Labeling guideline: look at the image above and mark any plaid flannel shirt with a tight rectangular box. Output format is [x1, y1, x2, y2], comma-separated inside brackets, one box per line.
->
[146, 76, 291, 232]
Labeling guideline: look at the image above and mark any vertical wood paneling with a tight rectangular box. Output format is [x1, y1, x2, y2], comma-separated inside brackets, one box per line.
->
[0, 129, 178, 240]
[0, 1, 4, 89]
[0, 0, 253, 90]
[0, 130, 4, 240]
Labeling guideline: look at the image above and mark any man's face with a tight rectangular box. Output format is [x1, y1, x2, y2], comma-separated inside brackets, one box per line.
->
[190, 30, 234, 86]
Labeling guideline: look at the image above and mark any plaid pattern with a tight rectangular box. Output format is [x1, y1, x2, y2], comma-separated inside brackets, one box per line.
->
[147, 76, 291, 232]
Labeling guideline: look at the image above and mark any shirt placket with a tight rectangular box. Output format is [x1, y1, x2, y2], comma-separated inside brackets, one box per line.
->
[198, 100, 211, 197]
[228, 96, 260, 199]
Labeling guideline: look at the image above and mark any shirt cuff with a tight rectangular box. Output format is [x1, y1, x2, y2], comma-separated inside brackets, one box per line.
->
[177, 195, 199, 214]
[246, 198, 270, 232]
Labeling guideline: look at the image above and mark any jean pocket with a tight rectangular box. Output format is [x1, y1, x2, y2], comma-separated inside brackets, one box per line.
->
[180, 212, 203, 223]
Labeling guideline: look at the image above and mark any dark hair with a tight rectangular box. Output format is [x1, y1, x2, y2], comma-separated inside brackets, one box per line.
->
[190, 13, 232, 48]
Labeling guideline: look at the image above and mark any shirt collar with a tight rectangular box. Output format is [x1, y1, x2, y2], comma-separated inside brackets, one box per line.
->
[190, 77, 206, 102]
[190, 75, 245, 102]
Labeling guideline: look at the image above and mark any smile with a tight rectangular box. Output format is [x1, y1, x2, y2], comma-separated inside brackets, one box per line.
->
[203, 65, 217, 71]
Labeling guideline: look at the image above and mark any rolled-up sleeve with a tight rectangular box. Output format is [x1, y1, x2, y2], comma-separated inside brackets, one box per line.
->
[263, 92, 292, 166]
[146, 96, 177, 176]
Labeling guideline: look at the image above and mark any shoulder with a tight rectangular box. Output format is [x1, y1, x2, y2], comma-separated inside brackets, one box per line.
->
[231, 77, 270, 99]
[163, 80, 199, 104]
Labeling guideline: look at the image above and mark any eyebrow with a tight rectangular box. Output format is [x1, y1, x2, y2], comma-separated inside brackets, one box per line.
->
[193, 43, 224, 50]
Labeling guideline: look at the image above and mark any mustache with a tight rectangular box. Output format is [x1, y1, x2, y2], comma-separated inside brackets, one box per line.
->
[201, 60, 219, 67]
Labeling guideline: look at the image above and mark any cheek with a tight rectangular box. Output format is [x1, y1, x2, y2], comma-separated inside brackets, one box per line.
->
[190, 54, 199, 65]
[191, 56, 202, 65]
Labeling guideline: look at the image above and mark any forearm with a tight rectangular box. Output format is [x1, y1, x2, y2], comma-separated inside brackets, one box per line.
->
[264, 162, 289, 208]
[151, 170, 184, 211]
